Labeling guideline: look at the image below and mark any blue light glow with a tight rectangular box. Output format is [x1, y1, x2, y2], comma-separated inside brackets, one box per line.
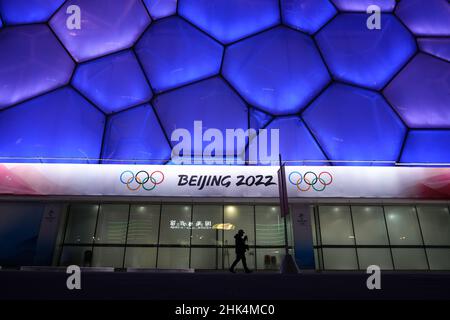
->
[0, 0, 65, 24]
[401, 131, 450, 164]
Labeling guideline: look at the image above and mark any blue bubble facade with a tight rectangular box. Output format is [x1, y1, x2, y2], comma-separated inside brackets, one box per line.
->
[0, 0, 449, 165]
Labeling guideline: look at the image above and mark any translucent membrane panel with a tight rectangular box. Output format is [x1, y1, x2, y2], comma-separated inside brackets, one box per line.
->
[331, 0, 396, 11]
[157, 247, 189, 269]
[224, 205, 255, 246]
[95, 205, 129, 244]
[319, 206, 355, 245]
[191, 248, 222, 270]
[385, 206, 423, 245]
[322, 248, 358, 270]
[400, 131, 450, 164]
[426, 249, 450, 270]
[64, 205, 99, 244]
[124, 247, 157, 268]
[357, 248, 393, 270]
[384, 54, 450, 129]
[223, 27, 330, 115]
[92, 247, 125, 268]
[127, 205, 160, 245]
[0, 0, 65, 24]
[144, 0, 177, 19]
[179, 0, 280, 44]
[59, 246, 92, 267]
[281, 0, 336, 34]
[316, 14, 416, 90]
[417, 206, 450, 245]
[255, 206, 285, 246]
[418, 38, 450, 62]
[391, 248, 428, 270]
[256, 248, 284, 270]
[191, 205, 223, 245]
[352, 206, 389, 245]
[159, 205, 192, 245]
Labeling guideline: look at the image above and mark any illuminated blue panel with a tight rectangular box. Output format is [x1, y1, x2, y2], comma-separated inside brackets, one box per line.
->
[0, 0, 65, 24]
[0, 87, 105, 163]
[72, 50, 152, 114]
[384, 53, 450, 128]
[248, 117, 326, 165]
[418, 38, 450, 62]
[223, 27, 330, 115]
[136, 17, 223, 93]
[50, 0, 151, 62]
[331, 0, 395, 11]
[396, 0, 450, 36]
[0, 25, 75, 109]
[303, 83, 406, 164]
[179, 0, 279, 44]
[250, 108, 272, 131]
[281, 0, 336, 34]
[153, 77, 248, 157]
[0, 16, 3, 28]
[144, 0, 177, 19]
[102, 104, 171, 164]
[316, 14, 416, 90]
[401, 131, 450, 164]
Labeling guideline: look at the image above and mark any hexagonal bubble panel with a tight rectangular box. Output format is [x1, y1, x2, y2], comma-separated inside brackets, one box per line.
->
[153, 77, 248, 158]
[316, 13, 416, 90]
[401, 131, 450, 164]
[396, 0, 450, 36]
[179, 0, 280, 44]
[247, 117, 327, 165]
[0, 0, 65, 24]
[330, 0, 395, 11]
[102, 104, 171, 164]
[418, 38, 450, 62]
[0, 87, 105, 163]
[50, 0, 151, 62]
[384, 53, 450, 129]
[303, 83, 406, 164]
[72, 50, 152, 114]
[0, 25, 75, 109]
[249, 108, 272, 131]
[281, 0, 336, 34]
[223, 27, 330, 116]
[135, 16, 223, 93]
[143, 0, 177, 19]
[0, 15, 3, 28]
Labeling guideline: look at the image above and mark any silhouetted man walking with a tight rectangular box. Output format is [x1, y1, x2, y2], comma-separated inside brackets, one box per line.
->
[229, 229, 252, 273]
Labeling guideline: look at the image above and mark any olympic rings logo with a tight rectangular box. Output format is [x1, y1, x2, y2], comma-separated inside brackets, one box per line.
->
[288, 171, 333, 192]
[120, 170, 165, 191]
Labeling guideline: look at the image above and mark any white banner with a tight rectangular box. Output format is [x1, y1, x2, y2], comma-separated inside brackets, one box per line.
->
[1, 163, 450, 199]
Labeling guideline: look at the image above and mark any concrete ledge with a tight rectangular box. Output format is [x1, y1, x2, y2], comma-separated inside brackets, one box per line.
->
[126, 268, 195, 273]
[19, 266, 115, 272]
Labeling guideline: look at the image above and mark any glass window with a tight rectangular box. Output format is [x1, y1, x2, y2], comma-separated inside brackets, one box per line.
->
[319, 206, 355, 245]
[357, 248, 393, 270]
[256, 248, 283, 270]
[190, 248, 222, 269]
[127, 205, 160, 245]
[223, 247, 256, 271]
[352, 206, 389, 245]
[224, 205, 255, 246]
[92, 247, 125, 268]
[417, 206, 450, 245]
[426, 249, 450, 270]
[95, 204, 128, 244]
[191, 205, 223, 245]
[59, 246, 92, 267]
[391, 248, 428, 270]
[311, 209, 318, 246]
[255, 206, 285, 246]
[157, 247, 189, 269]
[159, 205, 192, 245]
[322, 248, 358, 270]
[124, 247, 157, 268]
[64, 204, 98, 244]
[385, 206, 423, 245]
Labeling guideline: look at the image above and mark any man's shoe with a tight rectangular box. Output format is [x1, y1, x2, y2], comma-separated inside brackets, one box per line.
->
[229, 268, 236, 273]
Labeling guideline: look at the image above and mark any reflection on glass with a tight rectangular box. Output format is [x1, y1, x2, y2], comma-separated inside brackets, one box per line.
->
[127, 205, 160, 244]
[64, 204, 98, 243]
[95, 204, 128, 244]
[224, 205, 254, 246]
[191, 205, 223, 245]
[385, 206, 423, 245]
[417, 206, 450, 245]
[255, 206, 284, 246]
[159, 205, 192, 245]
[319, 206, 355, 245]
[352, 206, 389, 245]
